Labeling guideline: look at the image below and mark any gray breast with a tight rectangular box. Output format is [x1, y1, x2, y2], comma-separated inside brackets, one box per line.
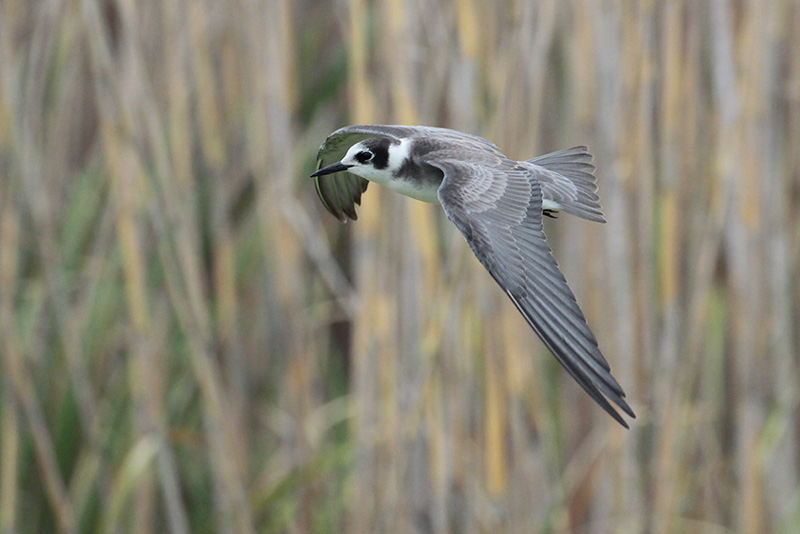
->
[394, 138, 446, 188]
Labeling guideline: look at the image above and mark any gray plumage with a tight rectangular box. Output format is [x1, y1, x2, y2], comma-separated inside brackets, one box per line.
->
[524, 147, 607, 223]
[311, 125, 634, 427]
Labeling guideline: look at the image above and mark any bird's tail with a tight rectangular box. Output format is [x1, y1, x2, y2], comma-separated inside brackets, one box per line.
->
[525, 146, 606, 223]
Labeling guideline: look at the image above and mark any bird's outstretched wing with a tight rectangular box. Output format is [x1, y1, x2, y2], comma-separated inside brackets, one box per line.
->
[429, 153, 634, 427]
[313, 125, 497, 221]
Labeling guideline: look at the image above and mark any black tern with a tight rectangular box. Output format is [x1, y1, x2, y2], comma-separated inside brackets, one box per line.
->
[311, 125, 634, 428]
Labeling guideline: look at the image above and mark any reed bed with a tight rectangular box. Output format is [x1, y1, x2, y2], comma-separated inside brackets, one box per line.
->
[0, 0, 798, 532]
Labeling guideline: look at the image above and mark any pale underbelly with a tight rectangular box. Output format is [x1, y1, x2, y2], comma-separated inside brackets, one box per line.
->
[383, 179, 441, 204]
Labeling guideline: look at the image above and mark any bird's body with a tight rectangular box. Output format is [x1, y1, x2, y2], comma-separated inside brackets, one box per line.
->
[311, 125, 634, 427]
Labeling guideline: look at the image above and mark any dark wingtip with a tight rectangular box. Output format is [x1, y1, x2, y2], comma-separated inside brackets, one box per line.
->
[342, 205, 359, 221]
[604, 399, 633, 429]
[603, 399, 633, 429]
[616, 396, 636, 420]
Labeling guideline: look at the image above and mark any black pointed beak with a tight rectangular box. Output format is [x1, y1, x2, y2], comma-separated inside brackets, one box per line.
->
[310, 162, 352, 177]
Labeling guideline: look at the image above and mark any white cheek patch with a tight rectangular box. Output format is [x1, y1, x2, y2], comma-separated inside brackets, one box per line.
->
[387, 138, 412, 171]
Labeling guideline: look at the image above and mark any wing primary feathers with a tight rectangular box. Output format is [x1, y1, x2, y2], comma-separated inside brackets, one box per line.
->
[433, 153, 634, 427]
[508, 291, 632, 427]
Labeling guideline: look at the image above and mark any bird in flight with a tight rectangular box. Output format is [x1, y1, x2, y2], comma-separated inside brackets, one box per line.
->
[311, 125, 634, 428]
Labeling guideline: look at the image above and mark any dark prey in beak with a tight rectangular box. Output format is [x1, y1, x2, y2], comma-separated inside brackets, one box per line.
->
[310, 161, 352, 177]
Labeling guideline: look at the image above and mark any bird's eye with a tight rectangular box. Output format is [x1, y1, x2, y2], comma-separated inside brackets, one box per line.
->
[355, 151, 373, 164]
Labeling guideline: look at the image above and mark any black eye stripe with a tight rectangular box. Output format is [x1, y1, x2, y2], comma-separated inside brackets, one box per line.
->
[355, 137, 392, 169]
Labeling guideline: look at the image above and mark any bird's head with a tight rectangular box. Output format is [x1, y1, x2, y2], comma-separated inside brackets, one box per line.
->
[311, 137, 395, 182]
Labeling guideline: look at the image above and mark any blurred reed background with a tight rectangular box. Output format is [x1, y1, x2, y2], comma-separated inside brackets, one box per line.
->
[0, 0, 799, 532]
